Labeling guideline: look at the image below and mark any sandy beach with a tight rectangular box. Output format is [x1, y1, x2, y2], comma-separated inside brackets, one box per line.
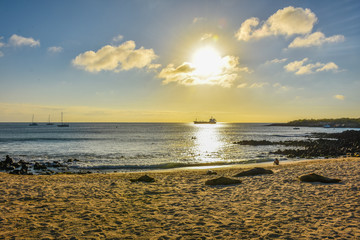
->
[1, 157, 359, 239]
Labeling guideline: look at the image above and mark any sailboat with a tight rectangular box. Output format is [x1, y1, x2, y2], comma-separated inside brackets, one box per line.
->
[57, 112, 69, 127]
[29, 114, 38, 126]
[46, 115, 54, 125]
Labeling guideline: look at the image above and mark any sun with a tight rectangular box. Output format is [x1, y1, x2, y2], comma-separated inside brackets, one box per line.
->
[191, 46, 222, 76]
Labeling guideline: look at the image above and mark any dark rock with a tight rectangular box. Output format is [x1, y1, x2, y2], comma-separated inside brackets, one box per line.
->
[4, 165, 15, 171]
[233, 167, 273, 177]
[9, 166, 29, 175]
[12, 162, 20, 168]
[46, 161, 65, 168]
[34, 162, 47, 170]
[205, 177, 242, 186]
[5, 155, 14, 165]
[67, 158, 79, 163]
[206, 170, 217, 175]
[130, 174, 155, 183]
[9, 169, 21, 175]
[299, 173, 341, 183]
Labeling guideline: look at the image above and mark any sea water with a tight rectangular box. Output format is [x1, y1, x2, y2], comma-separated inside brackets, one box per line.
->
[0, 122, 349, 172]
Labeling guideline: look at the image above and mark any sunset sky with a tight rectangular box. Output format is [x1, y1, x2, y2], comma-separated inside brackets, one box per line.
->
[1, 0, 359, 122]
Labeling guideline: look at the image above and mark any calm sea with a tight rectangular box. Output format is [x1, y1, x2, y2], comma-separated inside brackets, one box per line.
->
[0, 122, 350, 172]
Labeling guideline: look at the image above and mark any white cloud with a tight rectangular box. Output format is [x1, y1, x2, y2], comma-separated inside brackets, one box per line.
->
[237, 83, 248, 88]
[0, 51, 3, 57]
[47, 46, 63, 53]
[316, 62, 338, 72]
[284, 58, 339, 75]
[147, 63, 162, 70]
[289, 32, 345, 48]
[158, 55, 248, 88]
[72, 40, 158, 72]
[273, 83, 290, 91]
[9, 34, 40, 47]
[112, 34, 124, 42]
[235, 6, 317, 41]
[334, 94, 345, 100]
[266, 58, 288, 64]
[249, 82, 269, 88]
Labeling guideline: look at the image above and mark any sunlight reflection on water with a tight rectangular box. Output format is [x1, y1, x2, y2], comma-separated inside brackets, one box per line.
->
[192, 123, 225, 162]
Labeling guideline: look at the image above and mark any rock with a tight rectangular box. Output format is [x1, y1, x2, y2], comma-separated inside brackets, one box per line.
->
[130, 174, 155, 183]
[205, 177, 242, 186]
[5, 155, 14, 165]
[299, 173, 341, 183]
[34, 162, 47, 170]
[206, 170, 217, 175]
[47, 161, 65, 168]
[233, 167, 273, 177]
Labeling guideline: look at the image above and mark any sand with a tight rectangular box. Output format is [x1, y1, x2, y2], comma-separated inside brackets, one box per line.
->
[0, 158, 359, 239]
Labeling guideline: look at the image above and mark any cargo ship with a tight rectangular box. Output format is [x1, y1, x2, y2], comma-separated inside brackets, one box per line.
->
[194, 117, 216, 124]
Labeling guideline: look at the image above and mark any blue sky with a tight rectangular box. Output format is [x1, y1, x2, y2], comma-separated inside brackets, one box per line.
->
[0, 0, 359, 122]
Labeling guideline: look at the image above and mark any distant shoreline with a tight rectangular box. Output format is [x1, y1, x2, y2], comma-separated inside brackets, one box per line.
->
[269, 117, 360, 128]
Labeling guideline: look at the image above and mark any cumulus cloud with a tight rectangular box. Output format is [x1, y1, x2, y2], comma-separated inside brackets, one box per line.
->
[47, 46, 63, 53]
[9, 34, 40, 47]
[284, 58, 339, 75]
[72, 40, 158, 72]
[316, 62, 338, 72]
[235, 6, 317, 41]
[112, 34, 124, 42]
[289, 32, 345, 48]
[334, 94, 345, 100]
[158, 55, 248, 88]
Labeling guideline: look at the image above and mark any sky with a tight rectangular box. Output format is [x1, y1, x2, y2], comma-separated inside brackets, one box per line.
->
[0, 0, 359, 123]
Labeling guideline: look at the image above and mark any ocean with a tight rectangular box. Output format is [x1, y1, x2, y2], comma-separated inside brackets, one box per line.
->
[0, 122, 350, 172]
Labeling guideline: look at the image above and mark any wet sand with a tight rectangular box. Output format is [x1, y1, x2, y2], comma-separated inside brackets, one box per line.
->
[1, 157, 359, 239]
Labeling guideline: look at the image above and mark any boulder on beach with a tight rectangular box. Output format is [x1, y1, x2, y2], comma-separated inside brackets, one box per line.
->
[299, 173, 341, 183]
[130, 174, 155, 183]
[0, 155, 16, 171]
[205, 177, 242, 186]
[233, 167, 273, 177]
[206, 170, 217, 175]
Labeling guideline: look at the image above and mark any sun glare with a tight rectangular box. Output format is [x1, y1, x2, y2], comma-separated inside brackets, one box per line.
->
[192, 46, 222, 76]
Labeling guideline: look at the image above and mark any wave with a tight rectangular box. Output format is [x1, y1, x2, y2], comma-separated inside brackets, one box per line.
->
[71, 158, 276, 171]
[0, 137, 107, 143]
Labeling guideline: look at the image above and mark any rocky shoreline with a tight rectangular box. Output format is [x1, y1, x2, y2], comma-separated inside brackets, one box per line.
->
[234, 130, 360, 159]
[0, 155, 90, 175]
[269, 118, 360, 128]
